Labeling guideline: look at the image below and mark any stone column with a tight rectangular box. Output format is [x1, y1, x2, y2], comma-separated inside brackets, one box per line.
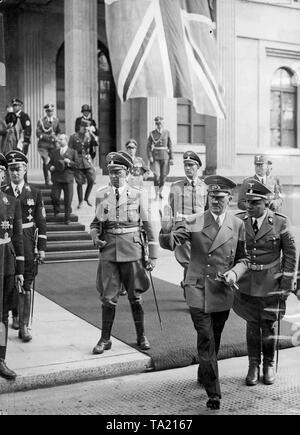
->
[64, 0, 98, 136]
[205, 0, 236, 174]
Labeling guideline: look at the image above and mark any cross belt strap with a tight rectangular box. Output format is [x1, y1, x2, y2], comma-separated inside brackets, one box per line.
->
[153, 147, 169, 150]
[0, 237, 11, 245]
[105, 226, 140, 235]
[22, 222, 34, 229]
[248, 258, 281, 271]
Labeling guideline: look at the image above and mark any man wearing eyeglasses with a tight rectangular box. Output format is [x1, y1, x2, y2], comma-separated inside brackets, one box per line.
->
[159, 175, 249, 411]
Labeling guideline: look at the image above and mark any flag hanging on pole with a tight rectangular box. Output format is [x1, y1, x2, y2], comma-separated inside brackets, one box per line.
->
[105, 0, 225, 118]
[0, 13, 5, 87]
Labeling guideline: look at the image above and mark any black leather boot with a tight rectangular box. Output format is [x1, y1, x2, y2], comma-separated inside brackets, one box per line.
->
[0, 359, 17, 381]
[130, 302, 151, 350]
[18, 293, 32, 343]
[245, 322, 261, 386]
[262, 323, 276, 385]
[92, 305, 115, 355]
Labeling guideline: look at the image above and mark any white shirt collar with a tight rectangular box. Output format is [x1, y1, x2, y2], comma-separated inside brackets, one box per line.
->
[252, 211, 268, 230]
[11, 181, 25, 196]
[112, 184, 127, 195]
[210, 211, 226, 226]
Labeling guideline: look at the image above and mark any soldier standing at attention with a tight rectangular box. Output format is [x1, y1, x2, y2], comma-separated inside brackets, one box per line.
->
[169, 151, 207, 290]
[36, 103, 60, 186]
[159, 175, 249, 410]
[90, 152, 158, 355]
[147, 116, 173, 200]
[0, 153, 24, 380]
[234, 179, 296, 387]
[3, 151, 47, 343]
[125, 139, 149, 190]
[11, 99, 32, 157]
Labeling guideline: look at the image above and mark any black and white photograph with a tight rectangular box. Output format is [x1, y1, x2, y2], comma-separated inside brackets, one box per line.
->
[0, 0, 300, 418]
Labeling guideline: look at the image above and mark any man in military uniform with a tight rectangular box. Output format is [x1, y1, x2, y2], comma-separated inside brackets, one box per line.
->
[238, 155, 283, 212]
[160, 176, 249, 410]
[147, 116, 173, 200]
[36, 103, 61, 185]
[75, 104, 99, 161]
[169, 151, 207, 289]
[3, 151, 47, 342]
[69, 119, 96, 209]
[125, 139, 149, 190]
[234, 179, 296, 386]
[90, 152, 158, 355]
[11, 98, 32, 156]
[0, 153, 24, 380]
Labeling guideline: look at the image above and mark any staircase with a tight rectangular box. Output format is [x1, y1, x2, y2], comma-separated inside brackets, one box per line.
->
[34, 184, 99, 263]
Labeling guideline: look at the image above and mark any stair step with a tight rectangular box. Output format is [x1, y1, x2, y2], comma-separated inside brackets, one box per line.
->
[46, 223, 85, 232]
[46, 214, 78, 223]
[47, 240, 94, 252]
[45, 250, 99, 262]
[47, 231, 91, 242]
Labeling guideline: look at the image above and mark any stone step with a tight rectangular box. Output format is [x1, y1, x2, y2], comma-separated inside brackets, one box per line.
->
[47, 231, 91, 242]
[47, 240, 95, 253]
[45, 250, 99, 263]
[46, 223, 86, 232]
[46, 214, 79, 223]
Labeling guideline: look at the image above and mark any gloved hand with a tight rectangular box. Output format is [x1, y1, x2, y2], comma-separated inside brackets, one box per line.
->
[223, 270, 237, 287]
[160, 204, 174, 234]
[278, 289, 291, 302]
[93, 237, 108, 250]
[146, 258, 156, 272]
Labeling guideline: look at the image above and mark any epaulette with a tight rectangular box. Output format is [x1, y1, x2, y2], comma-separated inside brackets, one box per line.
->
[235, 211, 247, 219]
[274, 212, 287, 219]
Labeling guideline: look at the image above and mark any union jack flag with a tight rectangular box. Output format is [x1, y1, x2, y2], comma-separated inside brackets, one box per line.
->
[0, 14, 5, 87]
[105, 0, 225, 118]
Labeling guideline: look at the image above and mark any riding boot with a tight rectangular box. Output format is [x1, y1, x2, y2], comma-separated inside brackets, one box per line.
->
[92, 305, 115, 354]
[130, 302, 150, 350]
[18, 293, 32, 343]
[262, 323, 276, 385]
[0, 322, 17, 381]
[245, 322, 261, 386]
[43, 163, 50, 185]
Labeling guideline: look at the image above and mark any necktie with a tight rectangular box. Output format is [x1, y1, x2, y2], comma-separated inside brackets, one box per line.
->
[216, 216, 221, 228]
[261, 178, 265, 185]
[252, 219, 259, 235]
[115, 188, 120, 203]
[15, 186, 21, 197]
[191, 181, 196, 214]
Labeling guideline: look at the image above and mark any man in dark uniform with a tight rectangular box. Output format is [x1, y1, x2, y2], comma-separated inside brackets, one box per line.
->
[75, 104, 98, 161]
[36, 103, 60, 185]
[147, 116, 173, 200]
[0, 153, 24, 380]
[238, 155, 283, 212]
[4, 151, 47, 342]
[69, 119, 96, 209]
[169, 151, 207, 289]
[160, 175, 249, 410]
[48, 134, 78, 225]
[90, 152, 158, 355]
[234, 179, 296, 386]
[11, 98, 32, 156]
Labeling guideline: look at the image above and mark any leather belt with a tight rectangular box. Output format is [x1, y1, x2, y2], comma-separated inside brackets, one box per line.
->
[248, 258, 280, 271]
[105, 227, 140, 235]
[153, 147, 168, 150]
[22, 222, 34, 229]
[0, 238, 11, 245]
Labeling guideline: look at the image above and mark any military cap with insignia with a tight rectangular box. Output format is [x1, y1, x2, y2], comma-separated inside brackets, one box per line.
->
[0, 153, 8, 171]
[205, 175, 236, 196]
[254, 155, 268, 165]
[11, 98, 23, 106]
[183, 151, 202, 167]
[245, 178, 273, 200]
[106, 152, 133, 171]
[44, 103, 55, 111]
[154, 116, 164, 122]
[118, 150, 134, 165]
[5, 150, 28, 166]
[81, 104, 91, 113]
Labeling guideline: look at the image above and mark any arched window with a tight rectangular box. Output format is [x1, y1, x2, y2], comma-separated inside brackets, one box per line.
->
[270, 67, 297, 148]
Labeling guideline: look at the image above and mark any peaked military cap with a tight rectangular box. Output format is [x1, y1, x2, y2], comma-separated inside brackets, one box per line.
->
[81, 104, 91, 113]
[245, 178, 273, 201]
[6, 151, 28, 166]
[125, 139, 137, 149]
[44, 103, 55, 111]
[0, 154, 8, 171]
[106, 152, 133, 171]
[254, 155, 268, 165]
[11, 98, 23, 106]
[205, 175, 236, 196]
[183, 151, 202, 167]
[154, 116, 164, 122]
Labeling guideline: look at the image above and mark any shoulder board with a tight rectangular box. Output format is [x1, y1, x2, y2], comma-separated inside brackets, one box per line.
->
[274, 212, 287, 219]
[235, 211, 248, 219]
[172, 179, 184, 186]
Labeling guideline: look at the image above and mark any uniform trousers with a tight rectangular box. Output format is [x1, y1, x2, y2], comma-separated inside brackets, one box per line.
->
[0, 276, 16, 359]
[189, 307, 230, 398]
[75, 168, 96, 203]
[51, 181, 74, 221]
[151, 159, 170, 188]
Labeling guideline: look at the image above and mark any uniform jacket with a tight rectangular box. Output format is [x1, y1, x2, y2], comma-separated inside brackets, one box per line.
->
[91, 184, 159, 262]
[15, 111, 32, 145]
[3, 184, 47, 254]
[69, 133, 93, 170]
[147, 129, 173, 161]
[49, 147, 78, 184]
[236, 209, 297, 297]
[0, 191, 24, 276]
[238, 174, 283, 212]
[169, 177, 207, 220]
[75, 117, 98, 135]
[159, 210, 249, 313]
[36, 116, 60, 139]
